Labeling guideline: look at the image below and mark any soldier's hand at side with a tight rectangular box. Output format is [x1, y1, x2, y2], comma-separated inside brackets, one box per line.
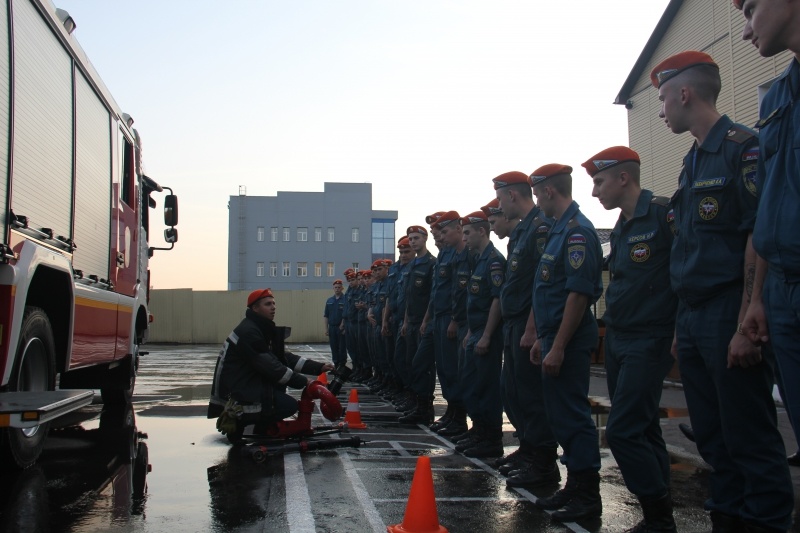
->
[463, 330, 471, 349]
[520, 329, 536, 351]
[420, 321, 428, 335]
[670, 332, 678, 360]
[728, 332, 762, 369]
[475, 335, 489, 356]
[530, 339, 542, 365]
[321, 363, 335, 372]
[447, 320, 457, 339]
[401, 322, 407, 337]
[741, 299, 769, 345]
[542, 347, 565, 377]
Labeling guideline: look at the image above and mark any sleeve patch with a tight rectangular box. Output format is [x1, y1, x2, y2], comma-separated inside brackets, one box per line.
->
[489, 261, 503, 270]
[742, 147, 759, 162]
[568, 245, 586, 269]
[568, 234, 587, 244]
[742, 164, 758, 197]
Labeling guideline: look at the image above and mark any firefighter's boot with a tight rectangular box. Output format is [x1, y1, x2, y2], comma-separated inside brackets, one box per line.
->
[398, 395, 434, 424]
[626, 493, 676, 533]
[429, 403, 453, 432]
[463, 425, 504, 458]
[551, 470, 603, 522]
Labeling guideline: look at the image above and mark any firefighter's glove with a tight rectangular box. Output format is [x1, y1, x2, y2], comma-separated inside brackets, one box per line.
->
[216, 398, 243, 435]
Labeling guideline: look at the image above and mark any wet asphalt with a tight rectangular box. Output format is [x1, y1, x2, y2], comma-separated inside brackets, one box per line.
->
[1, 343, 799, 533]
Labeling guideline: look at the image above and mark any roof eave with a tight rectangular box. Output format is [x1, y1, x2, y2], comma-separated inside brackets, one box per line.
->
[613, 0, 685, 105]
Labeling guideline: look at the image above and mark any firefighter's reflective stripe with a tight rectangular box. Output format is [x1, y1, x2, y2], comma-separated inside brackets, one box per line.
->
[278, 368, 293, 385]
[293, 357, 307, 372]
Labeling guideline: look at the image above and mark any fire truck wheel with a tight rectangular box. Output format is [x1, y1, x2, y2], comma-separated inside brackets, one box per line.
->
[100, 342, 139, 405]
[0, 307, 56, 470]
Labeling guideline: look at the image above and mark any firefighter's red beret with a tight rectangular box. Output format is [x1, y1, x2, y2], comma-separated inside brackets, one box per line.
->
[581, 146, 640, 177]
[481, 198, 503, 216]
[529, 164, 573, 186]
[407, 225, 428, 237]
[434, 211, 461, 230]
[492, 171, 529, 190]
[461, 211, 488, 225]
[247, 288, 273, 307]
[650, 51, 718, 89]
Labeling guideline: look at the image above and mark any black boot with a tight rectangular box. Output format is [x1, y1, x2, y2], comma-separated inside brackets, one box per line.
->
[455, 422, 484, 452]
[534, 472, 579, 510]
[551, 470, 603, 522]
[626, 493, 676, 533]
[463, 425, 504, 458]
[710, 511, 747, 533]
[506, 446, 561, 488]
[398, 395, 434, 424]
[429, 403, 453, 431]
[437, 406, 468, 436]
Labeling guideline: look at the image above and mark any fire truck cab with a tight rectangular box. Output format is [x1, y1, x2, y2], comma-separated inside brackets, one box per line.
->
[0, 0, 177, 469]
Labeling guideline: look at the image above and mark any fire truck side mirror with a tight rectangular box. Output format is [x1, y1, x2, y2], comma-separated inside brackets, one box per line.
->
[164, 227, 178, 244]
[164, 195, 178, 227]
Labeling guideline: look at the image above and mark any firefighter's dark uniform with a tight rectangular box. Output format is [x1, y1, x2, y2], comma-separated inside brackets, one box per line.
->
[324, 293, 346, 366]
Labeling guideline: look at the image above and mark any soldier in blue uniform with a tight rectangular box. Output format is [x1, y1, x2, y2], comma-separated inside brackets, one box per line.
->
[399, 225, 437, 423]
[482, 198, 518, 243]
[529, 163, 603, 522]
[384, 238, 414, 403]
[343, 269, 363, 379]
[735, 0, 800, 469]
[355, 270, 373, 382]
[428, 211, 467, 434]
[490, 171, 559, 489]
[323, 279, 347, 368]
[584, 146, 678, 531]
[368, 259, 392, 392]
[652, 51, 792, 532]
[456, 210, 505, 457]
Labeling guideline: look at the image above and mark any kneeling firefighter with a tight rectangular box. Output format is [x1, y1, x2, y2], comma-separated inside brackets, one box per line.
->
[208, 288, 334, 436]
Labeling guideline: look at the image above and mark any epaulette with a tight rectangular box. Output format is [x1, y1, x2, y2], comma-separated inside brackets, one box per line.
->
[724, 125, 755, 144]
[650, 195, 670, 207]
[567, 218, 580, 229]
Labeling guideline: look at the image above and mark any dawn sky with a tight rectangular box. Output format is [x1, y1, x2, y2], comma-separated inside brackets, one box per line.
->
[56, 0, 675, 291]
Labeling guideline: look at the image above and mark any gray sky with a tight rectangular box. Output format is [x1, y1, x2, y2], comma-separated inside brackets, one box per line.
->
[56, 0, 672, 290]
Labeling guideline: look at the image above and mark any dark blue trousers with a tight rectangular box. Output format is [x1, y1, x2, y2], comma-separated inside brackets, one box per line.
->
[345, 321, 361, 367]
[328, 324, 347, 366]
[408, 323, 436, 397]
[433, 315, 461, 403]
[540, 321, 601, 473]
[393, 319, 408, 385]
[677, 289, 793, 531]
[462, 328, 503, 428]
[502, 316, 556, 448]
[604, 329, 673, 498]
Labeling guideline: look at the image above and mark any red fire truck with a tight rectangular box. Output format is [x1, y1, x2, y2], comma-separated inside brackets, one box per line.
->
[0, 0, 177, 468]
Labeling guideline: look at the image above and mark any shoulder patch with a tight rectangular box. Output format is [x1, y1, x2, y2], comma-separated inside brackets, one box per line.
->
[489, 261, 503, 270]
[650, 195, 670, 207]
[742, 147, 759, 162]
[725, 126, 755, 145]
[568, 233, 587, 244]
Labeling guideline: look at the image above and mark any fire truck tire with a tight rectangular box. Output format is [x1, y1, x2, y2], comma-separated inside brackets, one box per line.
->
[100, 343, 139, 406]
[0, 307, 56, 470]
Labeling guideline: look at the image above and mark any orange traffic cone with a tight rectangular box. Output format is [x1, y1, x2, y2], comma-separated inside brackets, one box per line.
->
[344, 388, 367, 429]
[317, 372, 328, 385]
[387, 456, 448, 533]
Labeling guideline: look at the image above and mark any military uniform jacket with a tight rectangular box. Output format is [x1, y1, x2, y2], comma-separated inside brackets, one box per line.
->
[451, 246, 472, 326]
[405, 251, 436, 324]
[753, 58, 800, 278]
[501, 206, 552, 320]
[356, 285, 369, 323]
[432, 247, 456, 318]
[209, 309, 326, 411]
[533, 201, 603, 338]
[370, 279, 387, 326]
[669, 115, 759, 307]
[386, 261, 406, 322]
[467, 242, 505, 332]
[604, 189, 676, 336]
[324, 295, 345, 326]
[344, 288, 358, 323]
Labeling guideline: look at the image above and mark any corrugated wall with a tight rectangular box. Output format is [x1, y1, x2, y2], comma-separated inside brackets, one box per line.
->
[147, 289, 332, 344]
[626, 0, 794, 198]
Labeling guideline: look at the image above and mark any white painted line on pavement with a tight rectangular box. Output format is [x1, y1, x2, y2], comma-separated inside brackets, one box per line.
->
[374, 496, 524, 502]
[284, 453, 316, 533]
[419, 425, 591, 533]
[337, 448, 386, 533]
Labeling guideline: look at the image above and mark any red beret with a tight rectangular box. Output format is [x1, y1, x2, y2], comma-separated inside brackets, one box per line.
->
[732, 0, 742, 8]
[359, 270, 371, 279]
[247, 288, 273, 307]
[481, 198, 503, 217]
[397, 236, 411, 249]
[333, 279, 343, 285]
[650, 51, 718, 89]
[434, 211, 461, 230]
[343, 267, 355, 275]
[492, 171, 530, 190]
[461, 211, 488, 225]
[371, 259, 390, 270]
[529, 164, 573, 186]
[407, 225, 428, 237]
[346, 272, 358, 281]
[425, 212, 445, 225]
[581, 146, 641, 177]
[382, 259, 393, 267]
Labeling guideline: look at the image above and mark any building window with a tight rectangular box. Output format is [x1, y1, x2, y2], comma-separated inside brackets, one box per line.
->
[297, 227, 308, 242]
[314, 262, 322, 277]
[283, 227, 290, 242]
[315, 227, 322, 242]
[352, 262, 359, 271]
[282, 262, 290, 276]
[327, 262, 335, 277]
[372, 219, 396, 257]
[270, 262, 278, 277]
[256, 262, 265, 277]
[270, 227, 278, 242]
[352, 228, 359, 242]
[327, 228, 335, 242]
[297, 262, 307, 277]
[257, 227, 265, 242]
